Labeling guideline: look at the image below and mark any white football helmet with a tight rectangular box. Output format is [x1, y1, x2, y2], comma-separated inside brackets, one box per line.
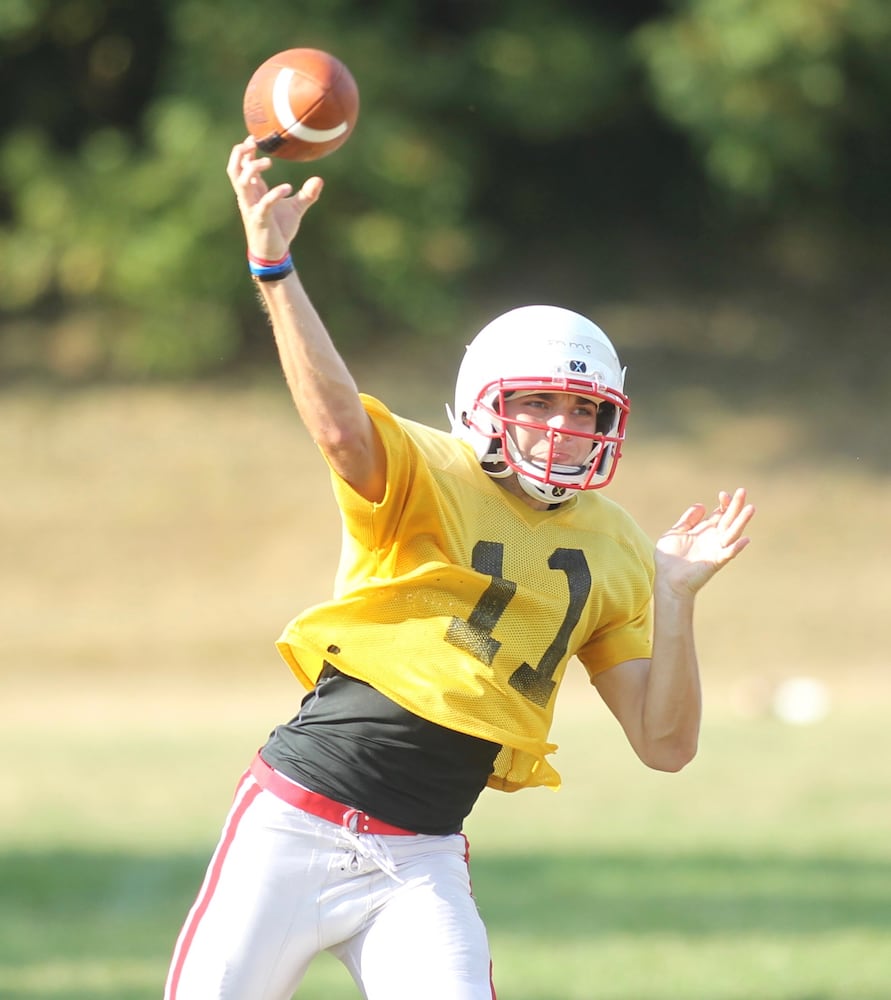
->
[448, 305, 629, 504]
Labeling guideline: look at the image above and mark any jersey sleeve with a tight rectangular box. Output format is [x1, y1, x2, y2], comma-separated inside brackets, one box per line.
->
[323, 395, 420, 548]
[574, 596, 653, 679]
[574, 525, 655, 679]
[318, 395, 464, 599]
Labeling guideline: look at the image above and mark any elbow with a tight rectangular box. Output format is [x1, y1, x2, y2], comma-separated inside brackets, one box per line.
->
[650, 749, 697, 774]
[314, 413, 382, 480]
[639, 735, 699, 773]
[316, 426, 369, 472]
[316, 421, 363, 456]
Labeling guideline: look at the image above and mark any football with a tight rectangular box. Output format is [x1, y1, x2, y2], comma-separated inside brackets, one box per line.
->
[242, 48, 359, 162]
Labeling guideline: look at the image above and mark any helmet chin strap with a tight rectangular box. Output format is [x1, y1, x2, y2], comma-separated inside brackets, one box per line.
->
[514, 469, 575, 505]
[480, 452, 513, 479]
[480, 448, 574, 501]
[516, 476, 574, 505]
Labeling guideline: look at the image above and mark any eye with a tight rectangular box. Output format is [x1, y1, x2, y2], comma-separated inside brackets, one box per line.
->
[512, 395, 550, 412]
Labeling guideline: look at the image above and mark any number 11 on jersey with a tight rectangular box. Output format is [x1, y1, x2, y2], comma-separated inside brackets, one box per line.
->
[445, 540, 592, 708]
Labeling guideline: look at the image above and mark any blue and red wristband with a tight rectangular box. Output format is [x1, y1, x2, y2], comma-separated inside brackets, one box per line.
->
[248, 250, 294, 282]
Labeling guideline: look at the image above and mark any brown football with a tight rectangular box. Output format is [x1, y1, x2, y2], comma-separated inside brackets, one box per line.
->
[242, 48, 359, 162]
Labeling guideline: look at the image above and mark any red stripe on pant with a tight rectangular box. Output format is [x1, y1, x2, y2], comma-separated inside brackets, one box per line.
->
[165, 770, 261, 999]
[461, 834, 498, 999]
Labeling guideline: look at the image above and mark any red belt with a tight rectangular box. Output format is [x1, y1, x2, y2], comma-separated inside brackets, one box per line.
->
[249, 753, 419, 836]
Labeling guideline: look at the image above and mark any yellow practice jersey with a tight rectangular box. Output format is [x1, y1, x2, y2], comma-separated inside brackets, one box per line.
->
[277, 395, 655, 792]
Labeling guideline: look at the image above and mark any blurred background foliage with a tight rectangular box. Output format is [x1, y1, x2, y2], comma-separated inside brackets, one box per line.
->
[0, 0, 889, 379]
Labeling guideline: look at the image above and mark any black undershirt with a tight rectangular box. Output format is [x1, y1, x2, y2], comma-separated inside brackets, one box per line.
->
[260, 666, 501, 835]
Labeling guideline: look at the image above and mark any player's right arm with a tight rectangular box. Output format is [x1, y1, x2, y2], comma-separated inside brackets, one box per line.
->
[225, 138, 385, 503]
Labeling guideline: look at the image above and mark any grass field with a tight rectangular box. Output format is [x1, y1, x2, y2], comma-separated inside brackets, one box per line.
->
[2, 374, 889, 999]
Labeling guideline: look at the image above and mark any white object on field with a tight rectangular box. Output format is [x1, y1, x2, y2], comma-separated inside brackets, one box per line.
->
[771, 677, 831, 725]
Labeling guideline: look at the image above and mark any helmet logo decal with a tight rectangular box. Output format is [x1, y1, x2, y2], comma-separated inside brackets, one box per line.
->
[569, 359, 587, 373]
[547, 338, 592, 354]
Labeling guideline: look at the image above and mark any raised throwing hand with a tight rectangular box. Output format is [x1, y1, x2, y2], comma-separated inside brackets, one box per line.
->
[225, 136, 323, 263]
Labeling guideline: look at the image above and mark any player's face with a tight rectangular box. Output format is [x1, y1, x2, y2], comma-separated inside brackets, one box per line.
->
[501, 392, 600, 468]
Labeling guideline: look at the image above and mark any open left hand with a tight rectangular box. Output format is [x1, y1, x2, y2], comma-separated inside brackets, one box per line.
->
[655, 487, 755, 596]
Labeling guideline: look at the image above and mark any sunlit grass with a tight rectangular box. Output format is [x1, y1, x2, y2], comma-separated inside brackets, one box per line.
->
[3, 960, 161, 999]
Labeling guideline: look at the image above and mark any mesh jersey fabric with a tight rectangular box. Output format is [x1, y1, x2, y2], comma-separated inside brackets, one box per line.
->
[276, 395, 655, 792]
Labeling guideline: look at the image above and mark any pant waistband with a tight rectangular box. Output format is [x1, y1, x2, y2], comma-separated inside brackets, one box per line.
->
[249, 753, 419, 836]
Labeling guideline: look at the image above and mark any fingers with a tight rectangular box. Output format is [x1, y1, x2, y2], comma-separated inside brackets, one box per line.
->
[227, 138, 288, 202]
[227, 139, 324, 215]
[715, 488, 755, 557]
[227, 137, 261, 186]
[718, 487, 755, 534]
[670, 503, 706, 531]
[230, 147, 276, 201]
[727, 535, 752, 558]
[253, 176, 324, 223]
[673, 489, 755, 535]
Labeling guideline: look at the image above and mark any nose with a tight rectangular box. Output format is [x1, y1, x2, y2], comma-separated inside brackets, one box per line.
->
[547, 410, 570, 433]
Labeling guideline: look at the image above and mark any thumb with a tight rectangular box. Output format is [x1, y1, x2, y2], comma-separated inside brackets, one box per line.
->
[298, 176, 324, 205]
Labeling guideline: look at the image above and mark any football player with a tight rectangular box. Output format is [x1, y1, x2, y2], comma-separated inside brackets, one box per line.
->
[164, 138, 755, 1000]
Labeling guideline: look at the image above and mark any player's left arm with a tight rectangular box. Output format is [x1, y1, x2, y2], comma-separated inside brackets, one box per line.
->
[593, 487, 755, 772]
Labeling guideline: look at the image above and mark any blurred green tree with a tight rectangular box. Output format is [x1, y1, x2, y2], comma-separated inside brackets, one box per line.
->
[0, 0, 887, 378]
[635, 0, 891, 214]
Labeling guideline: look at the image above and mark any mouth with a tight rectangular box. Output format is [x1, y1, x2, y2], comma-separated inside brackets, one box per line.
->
[534, 447, 578, 465]
[531, 452, 583, 472]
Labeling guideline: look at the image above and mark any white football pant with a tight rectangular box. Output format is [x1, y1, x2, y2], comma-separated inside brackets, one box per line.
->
[164, 768, 496, 999]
